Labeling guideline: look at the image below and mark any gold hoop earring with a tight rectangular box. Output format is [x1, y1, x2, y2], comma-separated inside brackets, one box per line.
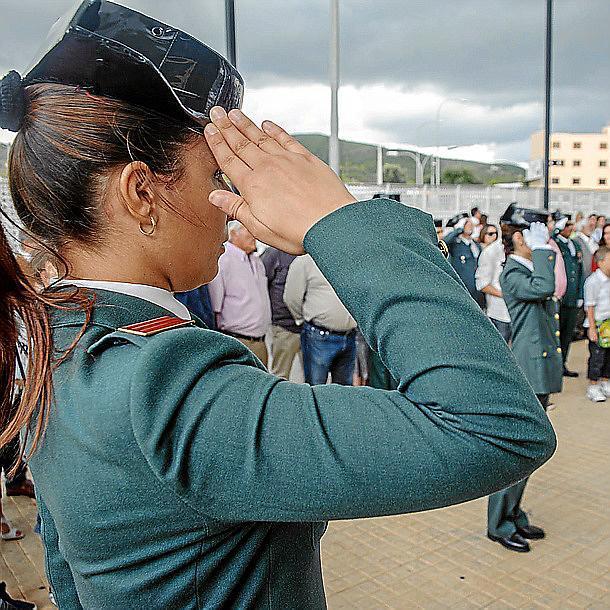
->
[139, 216, 157, 236]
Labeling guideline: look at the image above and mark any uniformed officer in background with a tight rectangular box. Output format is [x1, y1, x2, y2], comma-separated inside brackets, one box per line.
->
[552, 215, 585, 377]
[444, 213, 484, 307]
[487, 205, 561, 553]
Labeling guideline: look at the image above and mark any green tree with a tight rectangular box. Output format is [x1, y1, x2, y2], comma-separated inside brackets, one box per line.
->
[442, 168, 477, 184]
[383, 164, 407, 183]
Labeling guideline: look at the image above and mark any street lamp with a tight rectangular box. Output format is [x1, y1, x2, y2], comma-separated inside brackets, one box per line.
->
[376, 146, 425, 186]
[225, 0, 237, 66]
[435, 98, 468, 186]
[543, 0, 554, 210]
[329, 0, 340, 175]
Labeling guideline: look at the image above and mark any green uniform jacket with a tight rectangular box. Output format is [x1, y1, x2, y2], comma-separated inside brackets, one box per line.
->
[500, 250, 563, 395]
[29, 199, 556, 610]
[552, 235, 584, 306]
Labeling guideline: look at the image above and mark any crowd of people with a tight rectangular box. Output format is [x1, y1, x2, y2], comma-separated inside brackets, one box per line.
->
[444, 206, 610, 403]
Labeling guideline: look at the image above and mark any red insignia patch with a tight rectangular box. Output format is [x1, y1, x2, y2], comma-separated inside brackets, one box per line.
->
[118, 316, 195, 337]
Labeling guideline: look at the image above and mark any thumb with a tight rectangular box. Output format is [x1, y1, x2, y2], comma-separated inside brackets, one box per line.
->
[209, 190, 303, 255]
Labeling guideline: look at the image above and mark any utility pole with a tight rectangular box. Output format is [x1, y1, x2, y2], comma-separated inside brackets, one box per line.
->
[329, 0, 340, 175]
[376, 145, 384, 186]
[225, 0, 237, 66]
[543, 0, 553, 210]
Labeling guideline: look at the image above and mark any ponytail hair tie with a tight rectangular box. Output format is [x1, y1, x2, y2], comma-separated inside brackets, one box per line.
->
[0, 71, 26, 132]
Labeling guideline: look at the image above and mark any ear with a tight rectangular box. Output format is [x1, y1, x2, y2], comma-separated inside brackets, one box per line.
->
[118, 161, 158, 222]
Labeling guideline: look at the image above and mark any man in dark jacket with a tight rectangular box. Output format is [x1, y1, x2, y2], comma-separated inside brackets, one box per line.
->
[261, 247, 301, 379]
[552, 216, 585, 377]
[444, 215, 484, 307]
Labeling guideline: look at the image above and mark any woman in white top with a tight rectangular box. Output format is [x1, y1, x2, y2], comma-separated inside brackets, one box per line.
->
[476, 225, 512, 342]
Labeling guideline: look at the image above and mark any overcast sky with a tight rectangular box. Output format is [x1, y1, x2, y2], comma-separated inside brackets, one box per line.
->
[1, 0, 609, 162]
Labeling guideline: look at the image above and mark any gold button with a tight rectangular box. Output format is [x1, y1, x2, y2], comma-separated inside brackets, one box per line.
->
[548, 255, 553, 261]
[542, 351, 548, 357]
[555, 330, 560, 336]
[557, 347, 562, 353]
[555, 314, 560, 320]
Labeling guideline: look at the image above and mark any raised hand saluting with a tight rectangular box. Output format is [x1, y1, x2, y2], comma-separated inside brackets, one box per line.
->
[204, 107, 356, 254]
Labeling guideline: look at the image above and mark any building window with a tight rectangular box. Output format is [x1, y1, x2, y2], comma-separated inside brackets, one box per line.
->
[600, 160, 607, 167]
[573, 142, 582, 149]
[600, 179, 608, 186]
[601, 142, 608, 149]
[573, 160, 581, 167]
[572, 178, 581, 185]
[552, 141, 560, 148]
[552, 178, 560, 184]
[551, 159, 564, 167]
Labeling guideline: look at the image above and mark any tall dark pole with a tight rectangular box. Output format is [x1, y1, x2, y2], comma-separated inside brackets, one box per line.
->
[543, 0, 553, 211]
[225, 0, 237, 66]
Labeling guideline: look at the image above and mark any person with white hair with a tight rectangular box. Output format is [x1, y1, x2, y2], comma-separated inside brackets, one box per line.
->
[208, 221, 272, 365]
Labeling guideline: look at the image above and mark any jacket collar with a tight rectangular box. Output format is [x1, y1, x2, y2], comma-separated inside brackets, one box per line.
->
[49, 288, 197, 331]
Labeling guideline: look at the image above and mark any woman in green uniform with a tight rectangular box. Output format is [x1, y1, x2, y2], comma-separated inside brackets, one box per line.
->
[487, 208, 562, 553]
[0, 3, 555, 608]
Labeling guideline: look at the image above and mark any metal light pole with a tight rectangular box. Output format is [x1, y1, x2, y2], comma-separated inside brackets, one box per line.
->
[225, 0, 237, 66]
[435, 98, 468, 186]
[329, 0, 340, 175]
[376, 145, 384, 186]
[387, 149, 425, 186]
[543, 0, 553, 211]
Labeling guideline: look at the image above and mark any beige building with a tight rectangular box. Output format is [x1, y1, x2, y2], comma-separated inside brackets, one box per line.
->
[528, 125, 609, 189]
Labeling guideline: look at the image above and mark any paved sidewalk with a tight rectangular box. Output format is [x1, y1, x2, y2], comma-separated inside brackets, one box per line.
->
[2, 340, 609, 609]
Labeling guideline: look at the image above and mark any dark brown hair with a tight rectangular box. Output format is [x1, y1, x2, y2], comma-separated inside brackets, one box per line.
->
[599, 223, 610, 248]
[0, 84, 200, 470]
[479, 223, 498, 244]
[501, 224, 521, 258]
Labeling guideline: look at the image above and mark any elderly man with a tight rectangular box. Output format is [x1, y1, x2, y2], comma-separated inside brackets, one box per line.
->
[208, 222, 272, 365]
[284, 255, 357, 385]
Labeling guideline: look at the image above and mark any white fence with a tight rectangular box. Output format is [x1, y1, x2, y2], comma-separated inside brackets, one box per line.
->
[346, 183, 610, 224]
[2, 177, 610, 238]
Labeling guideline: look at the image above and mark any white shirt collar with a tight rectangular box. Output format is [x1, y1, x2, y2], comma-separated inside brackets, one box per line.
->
[57, 280, 191, 320]
[557, 234, 568, 243]
[594, 268, 610, 283]
[509, 254, 534, 272]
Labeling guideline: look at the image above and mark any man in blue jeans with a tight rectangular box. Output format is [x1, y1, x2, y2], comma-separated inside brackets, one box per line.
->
[284, 254, 357, 385]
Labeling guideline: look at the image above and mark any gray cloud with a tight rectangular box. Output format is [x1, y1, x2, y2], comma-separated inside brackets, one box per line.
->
[1, 0, 609, 159]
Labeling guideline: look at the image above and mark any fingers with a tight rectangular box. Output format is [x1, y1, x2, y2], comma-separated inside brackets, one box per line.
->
[204, 123, 251, 185]
[261, 120, 312, 156]
[209, 190, 303, 255]
[209, 107, 265, 168]
[227, 109, 284, 155]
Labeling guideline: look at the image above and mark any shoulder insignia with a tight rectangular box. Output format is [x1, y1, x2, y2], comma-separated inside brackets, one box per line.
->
[118, 316, 195, 337]
[438, 240, 449, 259]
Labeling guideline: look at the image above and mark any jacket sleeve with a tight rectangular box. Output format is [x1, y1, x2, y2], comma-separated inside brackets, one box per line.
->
[38, 496, 84, 610]
[500, 250, 556, 303]
[443, 228, 462, 249]
[130, 199, 556, 523]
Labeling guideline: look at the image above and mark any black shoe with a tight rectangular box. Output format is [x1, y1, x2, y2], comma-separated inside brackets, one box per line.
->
[0, 582, 37, 610]
[487, 532, 530, 552]
[563, 368, 579, 378]
[517, 524, 545, 540]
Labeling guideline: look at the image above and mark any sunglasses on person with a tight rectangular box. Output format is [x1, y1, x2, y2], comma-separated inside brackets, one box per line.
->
[486, 231, 498, 237]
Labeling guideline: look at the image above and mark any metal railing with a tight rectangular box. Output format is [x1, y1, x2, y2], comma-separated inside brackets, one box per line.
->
[2, 177, 610, 240]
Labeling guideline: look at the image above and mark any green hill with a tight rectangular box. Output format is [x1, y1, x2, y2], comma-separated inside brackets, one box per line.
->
[294, 133, 525, 185]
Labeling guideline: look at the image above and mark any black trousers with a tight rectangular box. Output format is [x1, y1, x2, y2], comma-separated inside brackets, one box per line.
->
[587, 340, 610, 381]
[0, 435, 27, 483]
[559, 305, 579, 366]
